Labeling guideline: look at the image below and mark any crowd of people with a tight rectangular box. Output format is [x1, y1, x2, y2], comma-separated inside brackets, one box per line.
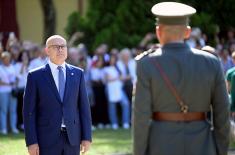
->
[0, 27, 234, 135]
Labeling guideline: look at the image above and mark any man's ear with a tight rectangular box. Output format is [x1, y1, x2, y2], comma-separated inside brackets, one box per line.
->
[184, 26, 191, 39]
[156, 26, 160, 40]
[45, 47, 49, 55]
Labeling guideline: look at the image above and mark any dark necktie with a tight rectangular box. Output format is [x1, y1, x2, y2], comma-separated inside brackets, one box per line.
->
[57, 66, 65, 102]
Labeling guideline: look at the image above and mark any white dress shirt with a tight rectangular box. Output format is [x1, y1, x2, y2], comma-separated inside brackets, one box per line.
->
[48, 60, 66, 90]
[48, 60, 66, 127]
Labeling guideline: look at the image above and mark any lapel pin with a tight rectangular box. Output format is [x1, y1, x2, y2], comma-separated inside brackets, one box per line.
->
[71, 73, 74, 76]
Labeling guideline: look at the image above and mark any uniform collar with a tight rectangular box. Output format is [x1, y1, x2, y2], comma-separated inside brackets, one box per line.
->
[162, 42, 190, 52]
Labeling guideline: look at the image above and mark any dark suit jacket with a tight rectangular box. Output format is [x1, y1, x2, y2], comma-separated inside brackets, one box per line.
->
[23, 63, 92, 148]
[133, 43, 230, 155]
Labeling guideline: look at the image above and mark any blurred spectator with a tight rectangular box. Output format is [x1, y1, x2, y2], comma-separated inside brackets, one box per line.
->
[28, 46, 47, 70]
[232, 51, 235, 64]
[202, 33, 208, 45]
[226, 52, 235, 93]
[68, 44, 92, 69]
[21, 41, 35, 59]
[92, 44, 110, 66]
[229, 43, 235, 55]
[0, 52, 18, 135]
[77, 43, 92, 69]
[67, 31, 84, 47]
[0, 42, 3, 57]
[77, 47, 94, 109]
[186, 27, 205, 48]
[227, 29, 235, 48]
[15, 51, 30, 130]
[0, 24, 234, 133]
[227, 51, 235, 114]
[218, 48, 234, 73]
[117, 48, 136, 103]
[139, 33, 156, 50]
[5, 32, 18, 51]
[103, 53, 130, 130]
[195, 39, 202, 49]
[8, 44, 21, 63]
[90, 56, 109, 128]
[67, 47, 79, 66]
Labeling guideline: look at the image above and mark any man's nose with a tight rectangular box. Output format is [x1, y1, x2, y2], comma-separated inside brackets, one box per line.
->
[58, 47, 63, 52]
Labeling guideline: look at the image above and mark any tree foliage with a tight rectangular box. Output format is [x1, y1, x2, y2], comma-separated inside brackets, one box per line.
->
[40, 0, 56, 43]
[65, 0, 235, 51]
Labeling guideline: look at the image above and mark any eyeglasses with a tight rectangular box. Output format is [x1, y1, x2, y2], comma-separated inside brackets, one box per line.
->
[48, 45, 67, 51]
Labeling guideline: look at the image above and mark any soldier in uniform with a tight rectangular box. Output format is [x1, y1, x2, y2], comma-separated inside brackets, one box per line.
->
[133, 2, 230, 155]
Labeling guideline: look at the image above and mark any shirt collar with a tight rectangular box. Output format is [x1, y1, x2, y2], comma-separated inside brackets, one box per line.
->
[48, 59, 66, 71]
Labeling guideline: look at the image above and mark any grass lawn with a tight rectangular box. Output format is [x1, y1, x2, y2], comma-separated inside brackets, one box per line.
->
[2, 129, 235, 155]
[0, 129, 132, 155]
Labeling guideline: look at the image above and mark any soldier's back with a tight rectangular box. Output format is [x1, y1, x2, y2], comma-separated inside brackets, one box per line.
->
[134, 43, 229, 155]
[141, 43, 219, 112]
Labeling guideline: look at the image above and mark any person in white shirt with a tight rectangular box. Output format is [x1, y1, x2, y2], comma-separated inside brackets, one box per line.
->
[14, 51, 30, 130]
[28, 46, 47, 71]
[103, 53, 130, 129]
[117, 48, 137, 103]
[77, 43, 92, 70]
[90, 56, 109, 128]
[0, 52, 18, 135]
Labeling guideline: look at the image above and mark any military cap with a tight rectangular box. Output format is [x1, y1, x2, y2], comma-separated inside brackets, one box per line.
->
[151, 2, 196, 25]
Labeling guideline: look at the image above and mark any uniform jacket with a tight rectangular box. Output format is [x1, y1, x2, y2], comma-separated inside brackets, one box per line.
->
[133, 43, 230, 155]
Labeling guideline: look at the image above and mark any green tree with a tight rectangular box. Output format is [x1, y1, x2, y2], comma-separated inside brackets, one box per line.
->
[40, 0, 56, 43]
[65, 0, 235, 51]
[180, 0, 235, 39]
[65, 0, 157, 51]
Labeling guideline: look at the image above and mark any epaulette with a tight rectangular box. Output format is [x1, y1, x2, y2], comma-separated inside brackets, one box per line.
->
[135, 48, 156, 61]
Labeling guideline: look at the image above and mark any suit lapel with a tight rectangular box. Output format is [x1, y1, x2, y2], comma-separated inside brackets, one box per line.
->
[43, 64, 61, 103]
[63, 64, 74, 104]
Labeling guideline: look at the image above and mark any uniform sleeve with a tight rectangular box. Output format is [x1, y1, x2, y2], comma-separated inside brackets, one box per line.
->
[133, 60, 152, 155]
[211, 60, 230, 155]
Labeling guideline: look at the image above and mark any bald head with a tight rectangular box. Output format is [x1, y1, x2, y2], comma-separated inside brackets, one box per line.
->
[46, 35, 67, 47]
[45, 35, 68, 65]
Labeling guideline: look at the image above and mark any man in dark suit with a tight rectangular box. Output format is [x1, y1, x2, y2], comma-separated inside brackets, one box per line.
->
[23, 35, 92, 155]
[133, 2, 229, 155]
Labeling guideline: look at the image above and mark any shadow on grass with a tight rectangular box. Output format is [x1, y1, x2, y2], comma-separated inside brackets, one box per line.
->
[0, 132, 25, 140]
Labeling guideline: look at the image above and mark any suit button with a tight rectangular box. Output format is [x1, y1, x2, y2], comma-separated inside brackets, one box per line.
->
[29, 112, 32, 116]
